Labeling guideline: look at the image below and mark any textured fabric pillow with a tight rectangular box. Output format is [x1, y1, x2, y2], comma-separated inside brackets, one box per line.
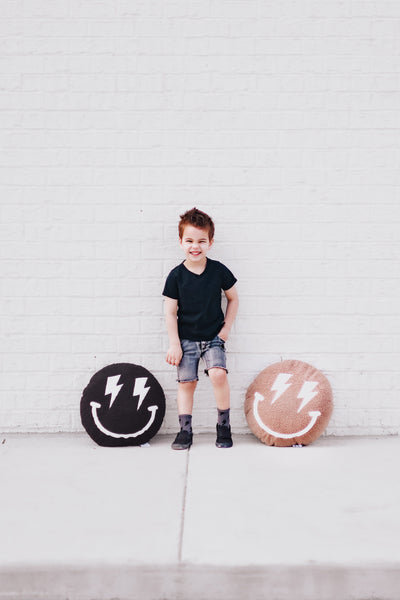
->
[245, 360, 333, 446]
[81, 363, 165, 446]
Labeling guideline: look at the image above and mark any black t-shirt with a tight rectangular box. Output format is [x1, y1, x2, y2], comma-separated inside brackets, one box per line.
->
[162, 258, 237, 341]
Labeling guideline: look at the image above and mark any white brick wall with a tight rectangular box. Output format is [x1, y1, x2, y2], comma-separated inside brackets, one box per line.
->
[1, 1, 400, 436]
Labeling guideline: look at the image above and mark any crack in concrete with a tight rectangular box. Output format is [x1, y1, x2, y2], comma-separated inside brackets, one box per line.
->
[178, 448, 190, 563]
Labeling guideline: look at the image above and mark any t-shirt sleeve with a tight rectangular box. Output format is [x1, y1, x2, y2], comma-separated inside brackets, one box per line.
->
[162, 270, 179, 299]
[220, 263, 237, 290]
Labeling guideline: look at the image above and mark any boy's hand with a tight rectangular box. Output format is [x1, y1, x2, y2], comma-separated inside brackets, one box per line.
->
[218, 327, 229, 342]
[166, 344, 183, 366]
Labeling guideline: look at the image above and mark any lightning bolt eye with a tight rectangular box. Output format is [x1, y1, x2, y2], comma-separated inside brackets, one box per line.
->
[105, 375, 124, 408]
[270, 373, 292, 404]
[297, 381, 319, 413]
[133, 377, 150, 410]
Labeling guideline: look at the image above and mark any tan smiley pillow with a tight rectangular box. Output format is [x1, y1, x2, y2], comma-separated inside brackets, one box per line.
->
[245, 359, 333, 446]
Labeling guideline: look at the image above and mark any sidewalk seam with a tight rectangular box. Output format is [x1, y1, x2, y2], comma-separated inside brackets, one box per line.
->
[178, 448, 190, 563]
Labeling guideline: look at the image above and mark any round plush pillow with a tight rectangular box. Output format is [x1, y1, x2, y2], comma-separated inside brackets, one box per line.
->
[245, 359, 333, 446]
[80, 363, 166, 447]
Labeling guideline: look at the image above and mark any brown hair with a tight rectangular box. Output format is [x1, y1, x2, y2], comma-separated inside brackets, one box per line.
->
[178, 207, 215, 240]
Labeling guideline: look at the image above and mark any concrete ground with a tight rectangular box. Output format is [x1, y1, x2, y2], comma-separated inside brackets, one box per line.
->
[0, 432, 399, 600]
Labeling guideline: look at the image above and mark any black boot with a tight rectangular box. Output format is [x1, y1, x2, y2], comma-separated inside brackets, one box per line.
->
[216, 424, 233, 448]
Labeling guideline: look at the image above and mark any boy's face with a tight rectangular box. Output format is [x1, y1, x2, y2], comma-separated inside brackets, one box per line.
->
[179, 225, 213, 263]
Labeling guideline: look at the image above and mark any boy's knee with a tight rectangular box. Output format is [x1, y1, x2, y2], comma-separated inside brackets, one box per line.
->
[208, 368, 228, 386]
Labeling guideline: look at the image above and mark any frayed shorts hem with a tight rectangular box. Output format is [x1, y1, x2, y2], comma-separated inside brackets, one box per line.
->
[177, 365, 228, 383]
[204, 366, 228, 376]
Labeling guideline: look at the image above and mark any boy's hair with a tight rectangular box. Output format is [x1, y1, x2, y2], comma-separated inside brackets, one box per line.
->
[178, 207, 215, 240]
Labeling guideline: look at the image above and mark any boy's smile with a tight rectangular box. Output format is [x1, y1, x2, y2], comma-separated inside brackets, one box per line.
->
[180, 225, 213, 270]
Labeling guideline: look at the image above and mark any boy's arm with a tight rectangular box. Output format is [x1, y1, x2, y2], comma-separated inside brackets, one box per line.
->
[164, 296, 183, 366]
[219, 284, 239, 342]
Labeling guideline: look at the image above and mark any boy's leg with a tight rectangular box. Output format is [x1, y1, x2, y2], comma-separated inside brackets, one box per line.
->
[204, 333, 233, 449]
[172, 381, 197, 450]
[172, 339, 200, 450]
[207, 367, 230, 410]
[177, 380, 197, 415]
[208, 368, 233, 448]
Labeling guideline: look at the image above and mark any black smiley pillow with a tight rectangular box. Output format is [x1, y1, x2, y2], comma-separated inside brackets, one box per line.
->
[80, 363, 166, 447]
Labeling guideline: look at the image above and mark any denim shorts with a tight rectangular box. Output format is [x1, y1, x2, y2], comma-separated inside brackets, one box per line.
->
[177, 335, 227, 383]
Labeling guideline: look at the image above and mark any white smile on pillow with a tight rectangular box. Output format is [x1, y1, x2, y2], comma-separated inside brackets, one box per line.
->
[90, 402, 158, 439]
[253, 392, 321, 439]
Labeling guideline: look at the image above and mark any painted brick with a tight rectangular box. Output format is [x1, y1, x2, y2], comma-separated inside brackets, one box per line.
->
[1, 1, 400, 436]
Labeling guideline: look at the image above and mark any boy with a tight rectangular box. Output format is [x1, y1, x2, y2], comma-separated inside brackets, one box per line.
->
[163, 208, 239, 450]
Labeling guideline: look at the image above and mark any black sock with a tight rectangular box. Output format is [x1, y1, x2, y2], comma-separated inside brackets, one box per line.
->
[217, 408, 230, 427]
[179, 414, 192, 433]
